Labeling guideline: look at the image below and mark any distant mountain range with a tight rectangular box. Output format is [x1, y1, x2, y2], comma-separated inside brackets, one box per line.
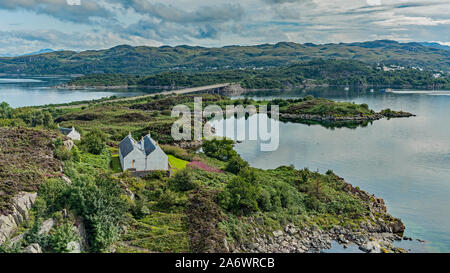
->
[419, 42, 450, 51]
[0, 40, 448, 75]
[0, 48, 57, 58]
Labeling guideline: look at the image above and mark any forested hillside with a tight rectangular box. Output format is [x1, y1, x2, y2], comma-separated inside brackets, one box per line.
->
[0, 40, 449, 74]
[66, 59, 450, 89]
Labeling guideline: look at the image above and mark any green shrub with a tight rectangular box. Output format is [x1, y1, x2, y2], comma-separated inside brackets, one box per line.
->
[219, 176, 260, 216]
[169, 168, 197, 192]
[80, 129, 107, 155]
[54, 146, 72, 161]
[225, 155, 249, 174]
[202, 138, 236, 161]
[38, 179, 69, 214]
[258, 188, 272, 212]
[72, 146, 82, 162]
[48, 221, 79, 253]
[157, 189, 184, 209]
[68, 175, 129, 252]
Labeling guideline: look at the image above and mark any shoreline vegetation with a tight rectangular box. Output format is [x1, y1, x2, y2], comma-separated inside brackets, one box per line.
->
[61, 59, 450, 90]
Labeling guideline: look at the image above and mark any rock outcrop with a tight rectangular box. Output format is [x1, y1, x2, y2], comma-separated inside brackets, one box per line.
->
[63, 139, 74, 151]
[23, 243, 42, 253]
[235, 223, 403, 253]
[0, 192, 37, 244]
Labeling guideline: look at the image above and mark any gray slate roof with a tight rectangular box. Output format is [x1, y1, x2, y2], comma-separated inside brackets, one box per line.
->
[119, 135, 135, 158]
[59, 127, 73, 136]
[119, 134, 158, 158]
[143, 135, 156, 156]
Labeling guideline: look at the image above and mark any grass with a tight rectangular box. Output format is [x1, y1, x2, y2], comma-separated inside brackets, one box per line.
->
[168, 155, 189, 173]
[119, 212, 189, 253]
[111, 155, 122, 173]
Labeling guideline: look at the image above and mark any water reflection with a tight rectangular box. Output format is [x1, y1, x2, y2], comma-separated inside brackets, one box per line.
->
[215, 88, 450, 253]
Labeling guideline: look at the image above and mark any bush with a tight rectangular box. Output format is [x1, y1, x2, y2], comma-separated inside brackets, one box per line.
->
[157, 189, 185, 209]
[219, 176, 260, 216]
[202, 138, 236, 161]
[72, 146, 82, 162]
[54, 146, 72, 161]
[67, 175, 128, 252]
[169, 168, 197, 192]
[225, 155, 249, 174]
[257, 188, 272, 212]
[48, 221, 79, 253]
[38, 179, 69, 214]
[80, 129, 107, 155]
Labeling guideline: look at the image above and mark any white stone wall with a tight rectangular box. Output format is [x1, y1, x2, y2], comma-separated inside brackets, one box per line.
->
[146, 146, 169, 171]
[122, 148, 145, 171]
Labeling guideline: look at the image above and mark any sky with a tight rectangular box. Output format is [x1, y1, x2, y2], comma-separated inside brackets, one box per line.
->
[0, 0, 449, 55]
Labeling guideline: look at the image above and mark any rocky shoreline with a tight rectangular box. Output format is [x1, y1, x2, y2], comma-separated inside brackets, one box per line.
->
[231, 178, 410, 253]
[234, 223, 406, 253]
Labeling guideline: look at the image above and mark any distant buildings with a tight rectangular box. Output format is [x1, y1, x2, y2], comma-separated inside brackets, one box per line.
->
[119, 133, 169, 172]
[58, 125, 81, 141]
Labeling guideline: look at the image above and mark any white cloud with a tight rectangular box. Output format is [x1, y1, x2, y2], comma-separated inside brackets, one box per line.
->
[375, 16, 450, 26]
[0, 0, 449, 54]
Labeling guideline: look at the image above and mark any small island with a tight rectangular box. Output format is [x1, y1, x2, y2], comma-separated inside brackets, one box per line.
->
[272, 96, 415, 126]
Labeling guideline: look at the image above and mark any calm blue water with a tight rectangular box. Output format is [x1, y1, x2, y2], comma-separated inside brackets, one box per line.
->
[0, 76, 152, 108]
[211, 88, 450, 253]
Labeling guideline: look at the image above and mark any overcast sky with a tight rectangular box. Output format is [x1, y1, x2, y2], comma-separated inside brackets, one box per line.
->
[0, 0, 449, 55]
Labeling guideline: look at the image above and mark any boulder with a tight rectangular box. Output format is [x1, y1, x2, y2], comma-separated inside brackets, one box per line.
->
[273, 230, 283, 237]
[74, 217, 89, 252]
[359, 240, 382, 253]
[391, 220, 405, 234]
[23, 243, 42, 253]
[0, 192, 37, 244]
[67, 241, 81, 253]
[38, 218, 55, 235]
[61, 176, 72, 185]
[223, 238, 230, 253]
[63, 140, 74, 151]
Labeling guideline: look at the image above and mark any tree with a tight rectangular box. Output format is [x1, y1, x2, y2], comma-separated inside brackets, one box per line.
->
[219, 176, 260, 216]
[0, 102, 12, 119]
[225, 155, 249, 174]
[202, 138, 237, 161]
[81, 129, 106, 155]
[42, 110, 54, 128]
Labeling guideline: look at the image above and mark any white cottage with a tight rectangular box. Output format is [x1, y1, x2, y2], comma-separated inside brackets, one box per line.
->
[59, 125, 81, 141]
[119, 133, 168, 172]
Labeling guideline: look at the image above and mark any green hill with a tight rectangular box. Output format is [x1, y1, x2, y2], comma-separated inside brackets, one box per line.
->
[66, 59, 450, 89]
[0, 40, 449, 75]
